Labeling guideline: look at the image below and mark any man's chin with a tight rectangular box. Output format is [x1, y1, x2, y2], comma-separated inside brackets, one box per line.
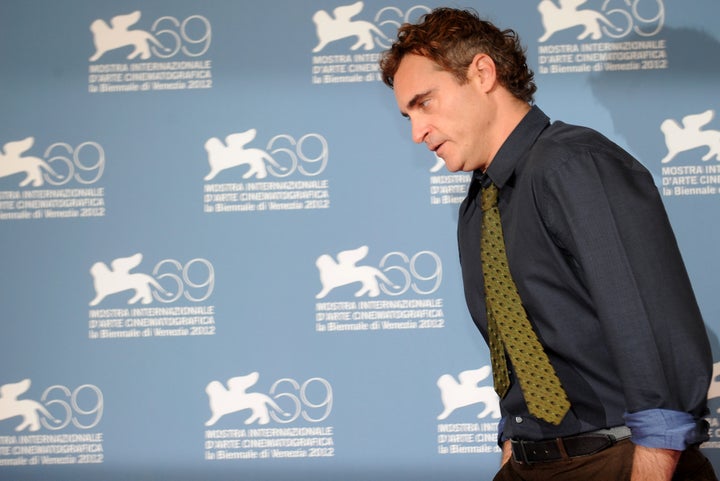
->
[447, 159, 482, 173]
[442, 159, 462, 173]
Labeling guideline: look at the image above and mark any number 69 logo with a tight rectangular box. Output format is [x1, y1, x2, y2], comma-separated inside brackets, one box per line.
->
[315, 246, 442, 299]
[44, 142, 105, 186]
[40, 384, 104, 431]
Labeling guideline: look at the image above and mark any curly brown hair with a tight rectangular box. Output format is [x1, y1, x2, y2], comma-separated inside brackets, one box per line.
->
[379, 8, 536, 103]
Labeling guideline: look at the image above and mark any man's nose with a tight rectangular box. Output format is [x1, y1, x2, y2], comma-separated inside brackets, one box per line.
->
[411, 118, 430, 144]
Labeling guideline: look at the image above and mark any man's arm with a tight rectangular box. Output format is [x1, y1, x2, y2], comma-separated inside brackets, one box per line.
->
[631, 445, 681, 481]
[539, 148, 711, 477]
[541, 148, 712, 426]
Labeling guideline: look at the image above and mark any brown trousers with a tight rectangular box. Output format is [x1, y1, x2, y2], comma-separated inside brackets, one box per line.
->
[493, 440, 718, 481]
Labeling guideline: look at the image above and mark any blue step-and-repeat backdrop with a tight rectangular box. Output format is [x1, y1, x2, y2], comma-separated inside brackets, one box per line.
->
[1, 1, 720, 479]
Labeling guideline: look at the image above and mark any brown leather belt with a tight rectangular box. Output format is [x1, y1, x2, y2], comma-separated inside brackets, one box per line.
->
[511, 426, 631, 465]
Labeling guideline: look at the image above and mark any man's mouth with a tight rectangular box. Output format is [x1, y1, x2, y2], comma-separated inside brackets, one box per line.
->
[429, 140, 445, 155]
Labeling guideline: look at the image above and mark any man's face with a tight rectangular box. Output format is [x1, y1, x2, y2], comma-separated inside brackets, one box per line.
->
[393, 54, 490, 172]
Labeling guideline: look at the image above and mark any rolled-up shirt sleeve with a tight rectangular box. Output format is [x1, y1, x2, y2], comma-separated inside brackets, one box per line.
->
[625, 408, 709, 449]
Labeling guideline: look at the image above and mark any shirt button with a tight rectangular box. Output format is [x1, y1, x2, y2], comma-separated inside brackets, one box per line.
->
[515, 417, 523, 424]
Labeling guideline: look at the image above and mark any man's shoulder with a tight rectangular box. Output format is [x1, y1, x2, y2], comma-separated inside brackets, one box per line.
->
[531, 120, 627, 166]
[541, 120, 611, 151]
[522, 119, 646, 187]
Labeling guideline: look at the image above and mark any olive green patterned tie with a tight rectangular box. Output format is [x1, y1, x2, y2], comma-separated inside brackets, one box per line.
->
[480, 183, 570, 425]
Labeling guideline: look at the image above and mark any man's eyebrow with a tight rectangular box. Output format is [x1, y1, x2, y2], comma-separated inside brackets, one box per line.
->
[401, 89, 433, 117]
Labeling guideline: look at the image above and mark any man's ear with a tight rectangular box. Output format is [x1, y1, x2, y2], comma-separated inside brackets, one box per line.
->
[469, 53, 497, 93]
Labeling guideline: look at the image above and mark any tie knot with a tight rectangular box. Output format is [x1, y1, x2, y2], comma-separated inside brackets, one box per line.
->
[481, 184, 498, 211]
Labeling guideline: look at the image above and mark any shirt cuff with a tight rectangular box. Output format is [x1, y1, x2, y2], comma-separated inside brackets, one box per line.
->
[497, 417, 506, 446]
[624, 408, 709, 450]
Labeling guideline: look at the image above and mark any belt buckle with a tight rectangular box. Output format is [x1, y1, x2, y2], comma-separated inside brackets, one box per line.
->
[511, 439, 550, 465]
[511, 439, 530, 465]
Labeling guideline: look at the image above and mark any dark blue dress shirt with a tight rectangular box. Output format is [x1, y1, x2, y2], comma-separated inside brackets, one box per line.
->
[458, 105, 712, 448]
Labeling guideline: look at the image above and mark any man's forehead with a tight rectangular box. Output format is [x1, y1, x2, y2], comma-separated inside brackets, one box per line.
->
[395, 54, 441, 78]
[394, 55, 436, 93]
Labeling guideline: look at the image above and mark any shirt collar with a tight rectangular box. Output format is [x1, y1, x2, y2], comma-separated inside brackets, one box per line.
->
[473, 105, 550, 189]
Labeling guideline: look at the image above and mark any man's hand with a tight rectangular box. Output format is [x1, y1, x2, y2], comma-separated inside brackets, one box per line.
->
[631, 445, 681, 481]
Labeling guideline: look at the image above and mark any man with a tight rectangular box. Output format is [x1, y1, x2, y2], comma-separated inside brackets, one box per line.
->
[380, 7, 717, 481]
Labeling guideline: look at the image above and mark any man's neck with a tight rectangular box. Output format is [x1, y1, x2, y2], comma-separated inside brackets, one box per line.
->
[482, 97, 532, 171]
